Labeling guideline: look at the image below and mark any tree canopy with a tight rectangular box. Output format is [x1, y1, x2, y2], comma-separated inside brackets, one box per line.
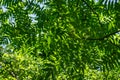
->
[0, 0, 120, 79]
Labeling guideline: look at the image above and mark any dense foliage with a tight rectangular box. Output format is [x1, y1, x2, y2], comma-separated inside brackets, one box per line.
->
[0, 0, 120, 79]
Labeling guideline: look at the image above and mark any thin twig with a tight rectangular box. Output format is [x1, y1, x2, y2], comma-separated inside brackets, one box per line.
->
[81, 0, 103, 27]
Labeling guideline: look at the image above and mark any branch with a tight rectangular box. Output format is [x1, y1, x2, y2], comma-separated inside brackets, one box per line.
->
[81, 0, 103, 27]
[81, 30, 120, 40]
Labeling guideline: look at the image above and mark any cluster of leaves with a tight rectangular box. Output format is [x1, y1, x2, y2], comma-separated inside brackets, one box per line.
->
[0, 0, 120, 79]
